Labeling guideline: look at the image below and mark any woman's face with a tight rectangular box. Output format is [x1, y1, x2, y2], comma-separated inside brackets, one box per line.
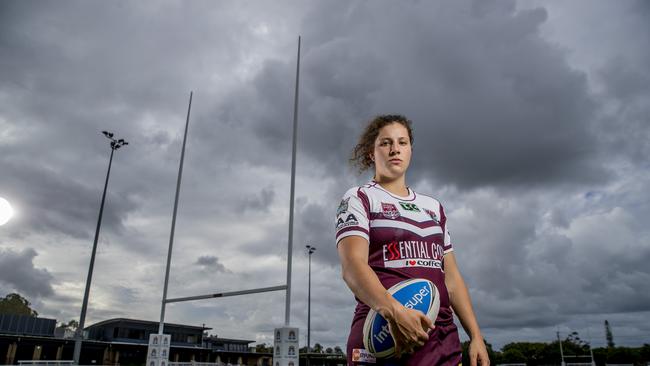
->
[371, 122, 412, 181]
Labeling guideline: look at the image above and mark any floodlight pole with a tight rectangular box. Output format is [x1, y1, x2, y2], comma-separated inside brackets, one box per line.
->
[285, 35, 301, 326]
[159, 91, 193, 334]
[558, 330, 566, 366]
[74, 132, 128, 364]
[306, 245, 316, 366]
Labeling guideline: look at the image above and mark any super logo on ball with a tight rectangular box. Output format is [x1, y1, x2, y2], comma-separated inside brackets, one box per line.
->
[362, 278, 440, 358]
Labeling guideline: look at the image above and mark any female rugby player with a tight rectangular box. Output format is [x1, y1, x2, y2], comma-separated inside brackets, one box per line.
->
[336, 115, 489, 366]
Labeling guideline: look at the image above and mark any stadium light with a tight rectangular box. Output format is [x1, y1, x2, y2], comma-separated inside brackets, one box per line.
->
[73, 131, 128, 364]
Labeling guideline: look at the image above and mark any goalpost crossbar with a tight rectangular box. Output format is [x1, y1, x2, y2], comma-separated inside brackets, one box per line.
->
[165, 285, 287, 304]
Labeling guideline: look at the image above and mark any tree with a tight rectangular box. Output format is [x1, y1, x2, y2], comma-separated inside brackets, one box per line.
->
[325, 347, 333, 354]
[605, 320, 615, 348]
[255, 343, 273, 353]
[334, 346, 344, 355]
[312, 343, 323, 353]
[0, 293, 38, 316]
[58, 320, 79, 331]
[565, 331, 590, 351]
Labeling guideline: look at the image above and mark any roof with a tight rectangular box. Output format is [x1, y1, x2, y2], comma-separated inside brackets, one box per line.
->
[85, 318, 212, 331]
[205, 336, 255, 344]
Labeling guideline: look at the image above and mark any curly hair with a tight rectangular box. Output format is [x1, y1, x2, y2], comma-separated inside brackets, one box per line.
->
[350, 114, 414, 173]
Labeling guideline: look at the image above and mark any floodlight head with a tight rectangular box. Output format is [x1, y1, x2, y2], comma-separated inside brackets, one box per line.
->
[118, 139, 124, 143]
[123, 141, 129, 145]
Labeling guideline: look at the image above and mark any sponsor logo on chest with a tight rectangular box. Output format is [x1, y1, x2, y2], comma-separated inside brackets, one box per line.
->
[399, 201, 420, 212]
[382, 240, 445, 269]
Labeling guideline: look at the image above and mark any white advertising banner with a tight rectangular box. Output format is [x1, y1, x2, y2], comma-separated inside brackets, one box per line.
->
[146, 333, 170, 366]
[272, 327, 299, 366]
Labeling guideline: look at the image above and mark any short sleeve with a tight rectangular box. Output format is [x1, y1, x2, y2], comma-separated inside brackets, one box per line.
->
[335, 188, 370, 245]
[440, 204, 453, 253]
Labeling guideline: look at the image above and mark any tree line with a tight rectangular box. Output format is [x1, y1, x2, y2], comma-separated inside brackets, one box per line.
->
[0, 293, 78, 330]
[461, 332, 650, 366]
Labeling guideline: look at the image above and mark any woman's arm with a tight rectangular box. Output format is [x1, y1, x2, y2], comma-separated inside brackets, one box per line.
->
[444, 252, 490, 366]
[338, 236, 434, 356]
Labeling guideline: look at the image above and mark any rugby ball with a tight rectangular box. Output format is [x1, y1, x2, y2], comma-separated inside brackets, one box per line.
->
[362, 278, 440, 359]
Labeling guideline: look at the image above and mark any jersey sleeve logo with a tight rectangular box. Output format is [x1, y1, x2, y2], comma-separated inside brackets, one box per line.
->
[336, 213, 359, 229]
[336, 197, 350, 216]
[381, 202, 400, 219]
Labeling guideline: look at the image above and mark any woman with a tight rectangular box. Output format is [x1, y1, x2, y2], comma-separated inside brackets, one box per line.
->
[336, 115, 489, 366]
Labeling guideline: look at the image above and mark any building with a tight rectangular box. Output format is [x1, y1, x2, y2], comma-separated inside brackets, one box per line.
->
[0, 316, 272, 365]
[1, 315, 346, 365]
[1, 314, 69, 364]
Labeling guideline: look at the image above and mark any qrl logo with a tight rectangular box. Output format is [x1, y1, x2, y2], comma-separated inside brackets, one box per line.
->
[381, 203, 400, 219]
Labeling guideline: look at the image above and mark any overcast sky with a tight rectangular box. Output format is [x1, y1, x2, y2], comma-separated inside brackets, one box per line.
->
[1, 0, 649, 351]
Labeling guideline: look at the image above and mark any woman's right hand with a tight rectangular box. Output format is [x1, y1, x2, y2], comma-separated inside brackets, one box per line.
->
[383, 304, 434, 357]
[338, 237, 434, 356]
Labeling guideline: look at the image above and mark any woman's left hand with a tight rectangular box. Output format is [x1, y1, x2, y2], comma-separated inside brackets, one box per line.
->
[468, 337, 490, 366]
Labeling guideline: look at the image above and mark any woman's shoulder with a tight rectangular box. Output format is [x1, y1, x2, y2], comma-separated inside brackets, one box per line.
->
[412, 189, 445, 207]
[341, 181, 376, 196]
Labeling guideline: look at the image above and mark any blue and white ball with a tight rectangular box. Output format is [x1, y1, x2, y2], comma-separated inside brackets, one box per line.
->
[362, 278, 440, 359]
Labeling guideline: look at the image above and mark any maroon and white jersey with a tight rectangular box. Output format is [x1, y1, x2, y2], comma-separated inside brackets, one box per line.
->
[336, 181, 461, 365]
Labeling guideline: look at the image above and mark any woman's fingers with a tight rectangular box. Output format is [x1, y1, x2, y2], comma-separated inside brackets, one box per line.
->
[390, 308, 432, 351]
[421, 312, 435, 331]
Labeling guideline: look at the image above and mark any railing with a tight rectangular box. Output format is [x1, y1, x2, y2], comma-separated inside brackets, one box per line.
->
[169, 362, 233, 366]
[17, 361, 74, 366]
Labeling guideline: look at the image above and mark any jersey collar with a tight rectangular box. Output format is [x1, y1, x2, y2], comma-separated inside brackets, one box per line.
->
[370, 180, 416, 201]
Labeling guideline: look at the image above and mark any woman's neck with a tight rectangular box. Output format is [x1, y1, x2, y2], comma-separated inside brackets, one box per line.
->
[374, 175, 409, 197]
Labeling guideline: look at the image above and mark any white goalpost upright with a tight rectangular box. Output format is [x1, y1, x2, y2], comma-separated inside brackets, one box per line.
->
[558, 330, 597, 366]
[154, 36, 303, 366]
[274, 35, 302, 366]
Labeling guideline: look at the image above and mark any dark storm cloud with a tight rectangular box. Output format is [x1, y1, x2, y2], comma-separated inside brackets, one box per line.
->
[238, 1, 612, 191]
[447, 187, 650, 331]
[597, 56, 650, 164]
[241, 187, 275, 213]
[0, 248, 54, 298]
[195, 255, 228, 273]
[295, 202, 336, 262]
